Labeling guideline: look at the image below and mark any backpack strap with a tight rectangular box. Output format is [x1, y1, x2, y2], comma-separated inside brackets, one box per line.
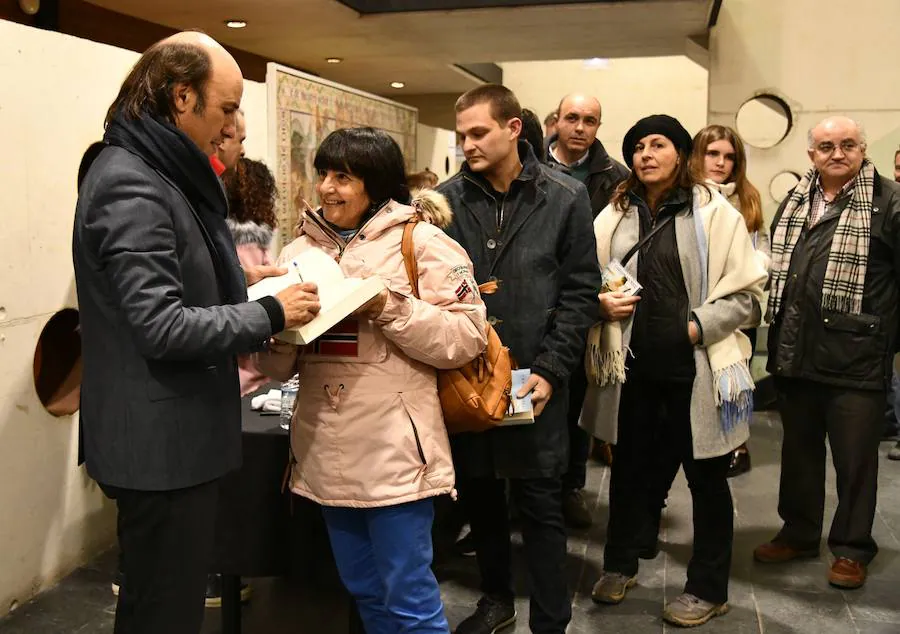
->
[401, 217, 421, 299]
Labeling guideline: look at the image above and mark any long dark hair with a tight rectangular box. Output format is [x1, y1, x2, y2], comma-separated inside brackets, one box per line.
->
[313, 127, 411, 205]
[690, 125, 763, 232]
[105, 39, 211, 127]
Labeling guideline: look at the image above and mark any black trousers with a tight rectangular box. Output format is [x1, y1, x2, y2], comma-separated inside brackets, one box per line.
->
[100, 478, 221, 634]
[774, 378, 882, 563]
[457, 476, 570, 634]
[605, 379, 733, 604]
[563, 364, 591, 492]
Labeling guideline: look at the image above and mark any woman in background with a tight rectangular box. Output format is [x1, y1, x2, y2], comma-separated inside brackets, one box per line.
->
[520, 108, 546, 159]
[223, 157, 278, 268]
[222, 157, 279, 397]
[408, 168, 440, 190]
[690, 125, 770, 476]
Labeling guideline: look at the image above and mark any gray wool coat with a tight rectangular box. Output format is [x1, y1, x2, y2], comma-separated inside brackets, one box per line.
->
[579, 188, 762, 459]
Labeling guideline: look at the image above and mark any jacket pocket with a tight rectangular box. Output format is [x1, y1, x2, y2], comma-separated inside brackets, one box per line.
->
[399, 390, 444, 472]
[813, 311, 885, 381]
[407, 415, 427, 466]
[146, 365, 216, 401]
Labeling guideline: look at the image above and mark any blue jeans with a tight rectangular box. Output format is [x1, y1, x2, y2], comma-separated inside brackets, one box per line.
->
[322, 498, 449, 634]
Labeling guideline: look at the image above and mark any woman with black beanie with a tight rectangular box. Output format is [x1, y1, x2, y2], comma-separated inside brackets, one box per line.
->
[580, 115, 767, 627]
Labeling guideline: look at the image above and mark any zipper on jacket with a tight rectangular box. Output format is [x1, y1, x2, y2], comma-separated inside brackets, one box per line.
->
[463, 173, 508, 231]
[408, 415, 427, 466]
[304, 203, 391, 261]
[303, 209, 346, 256]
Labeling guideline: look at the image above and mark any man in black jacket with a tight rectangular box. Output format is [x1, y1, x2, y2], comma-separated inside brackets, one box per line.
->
[438, 85, 601, 634]
[754, 116, 900, 591]
[546, 93, 629, 216]
[73, 32, 319, 634]
[546, 93, 629, 527]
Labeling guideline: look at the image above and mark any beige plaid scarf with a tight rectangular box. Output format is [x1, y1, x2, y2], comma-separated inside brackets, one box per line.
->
[767, 160, 875, 321]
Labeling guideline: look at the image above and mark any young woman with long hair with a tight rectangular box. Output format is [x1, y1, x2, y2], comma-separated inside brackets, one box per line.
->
[690, 125, 771, 476]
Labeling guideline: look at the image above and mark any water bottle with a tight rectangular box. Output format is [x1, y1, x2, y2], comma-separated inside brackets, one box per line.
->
[280, 375, 299, 431]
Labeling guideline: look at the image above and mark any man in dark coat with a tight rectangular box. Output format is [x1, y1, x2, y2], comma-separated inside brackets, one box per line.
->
[546, 93, 629, 217]
[73, 32, 319, 634]
[755, 116, 900, 591]
[545, 93, 629, 527]
[438, 84, 601, 634]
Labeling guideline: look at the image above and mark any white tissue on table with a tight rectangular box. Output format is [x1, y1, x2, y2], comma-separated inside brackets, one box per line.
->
[250, 389, 282, 413]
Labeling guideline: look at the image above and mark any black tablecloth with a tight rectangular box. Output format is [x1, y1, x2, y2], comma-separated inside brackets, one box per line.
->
[212, 391, 294, 577]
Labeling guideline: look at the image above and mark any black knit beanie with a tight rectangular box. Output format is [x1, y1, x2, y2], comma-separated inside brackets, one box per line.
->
[621, 115, 693, 168]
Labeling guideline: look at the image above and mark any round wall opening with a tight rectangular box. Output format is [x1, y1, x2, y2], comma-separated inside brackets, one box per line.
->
[33, 308, 82, 417]
[736, 94, 793, 149]
[769, 170, 803, 203]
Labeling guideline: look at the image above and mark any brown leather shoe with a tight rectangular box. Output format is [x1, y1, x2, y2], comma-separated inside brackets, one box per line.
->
[829, 558, 866, 589]
[753, 541, 819, 563]
[591, 440, 613, 466]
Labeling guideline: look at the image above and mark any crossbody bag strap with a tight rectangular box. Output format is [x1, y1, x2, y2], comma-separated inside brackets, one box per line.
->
[620, 213, 676, 267]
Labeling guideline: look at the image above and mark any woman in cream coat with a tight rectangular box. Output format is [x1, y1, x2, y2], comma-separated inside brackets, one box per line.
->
[580, 115, 766, 627]
[261, 127, 486, 634]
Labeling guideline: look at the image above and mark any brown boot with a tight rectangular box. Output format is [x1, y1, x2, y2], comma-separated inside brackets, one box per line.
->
[753, 541, 819, 563]
[828, 558, 866, 589]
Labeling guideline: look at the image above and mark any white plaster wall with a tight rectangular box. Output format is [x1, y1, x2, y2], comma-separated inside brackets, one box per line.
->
[502, 57, 709, 164]
[416, 123, 458, 183]
[0, 19, 270, 618]
[709, 0, 900, 225]
[240, 80, 269, 162]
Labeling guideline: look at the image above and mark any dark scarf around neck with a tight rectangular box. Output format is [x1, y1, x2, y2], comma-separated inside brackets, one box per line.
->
[104, 112, 247, 305]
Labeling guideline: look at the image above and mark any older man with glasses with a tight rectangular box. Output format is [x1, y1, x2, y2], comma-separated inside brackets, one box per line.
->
[754, 116, 900, 590]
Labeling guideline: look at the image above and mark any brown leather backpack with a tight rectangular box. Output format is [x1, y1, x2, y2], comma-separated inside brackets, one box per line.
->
[401, 218, 512, 434]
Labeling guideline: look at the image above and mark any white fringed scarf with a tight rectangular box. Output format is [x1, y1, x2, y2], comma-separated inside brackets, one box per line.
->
[586, 188, 765, 431]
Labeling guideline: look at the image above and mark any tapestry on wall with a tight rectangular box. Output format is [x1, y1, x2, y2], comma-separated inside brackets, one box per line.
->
[267, 63, 418, 248]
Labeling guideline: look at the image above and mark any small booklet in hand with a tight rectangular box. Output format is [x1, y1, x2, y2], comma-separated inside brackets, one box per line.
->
[247, 248, 384, 345]
[501, 368, 536, 426]
[601, 259, 642, 296]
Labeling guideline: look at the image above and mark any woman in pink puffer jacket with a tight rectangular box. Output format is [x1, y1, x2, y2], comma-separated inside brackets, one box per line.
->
[260, 128, 486, 633]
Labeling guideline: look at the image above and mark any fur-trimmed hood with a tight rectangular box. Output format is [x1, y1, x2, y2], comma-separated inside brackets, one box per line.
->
[411, 188, 453, 229]
[226, 218, 274, 248]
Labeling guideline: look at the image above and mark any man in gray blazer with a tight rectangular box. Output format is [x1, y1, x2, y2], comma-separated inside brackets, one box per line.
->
[73, 32, 318, 634]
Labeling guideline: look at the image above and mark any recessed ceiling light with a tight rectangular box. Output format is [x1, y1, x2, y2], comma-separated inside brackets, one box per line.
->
[225, 20, 247, 29]
[326, 57, 343, 64]
[582, 57, 610, 70]
[390, 82, 405, 89]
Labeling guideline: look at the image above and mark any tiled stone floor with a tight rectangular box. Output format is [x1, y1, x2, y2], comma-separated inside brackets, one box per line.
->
[3, 410, 900, 633]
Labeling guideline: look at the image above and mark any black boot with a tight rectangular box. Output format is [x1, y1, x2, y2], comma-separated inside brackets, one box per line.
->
[726, 446, 751, 478]
[455, 595, 516, 634]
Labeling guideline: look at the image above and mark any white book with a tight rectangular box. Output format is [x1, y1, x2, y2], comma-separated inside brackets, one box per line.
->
[247, 248, 384, 345]
[501, 368, 535, 426]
